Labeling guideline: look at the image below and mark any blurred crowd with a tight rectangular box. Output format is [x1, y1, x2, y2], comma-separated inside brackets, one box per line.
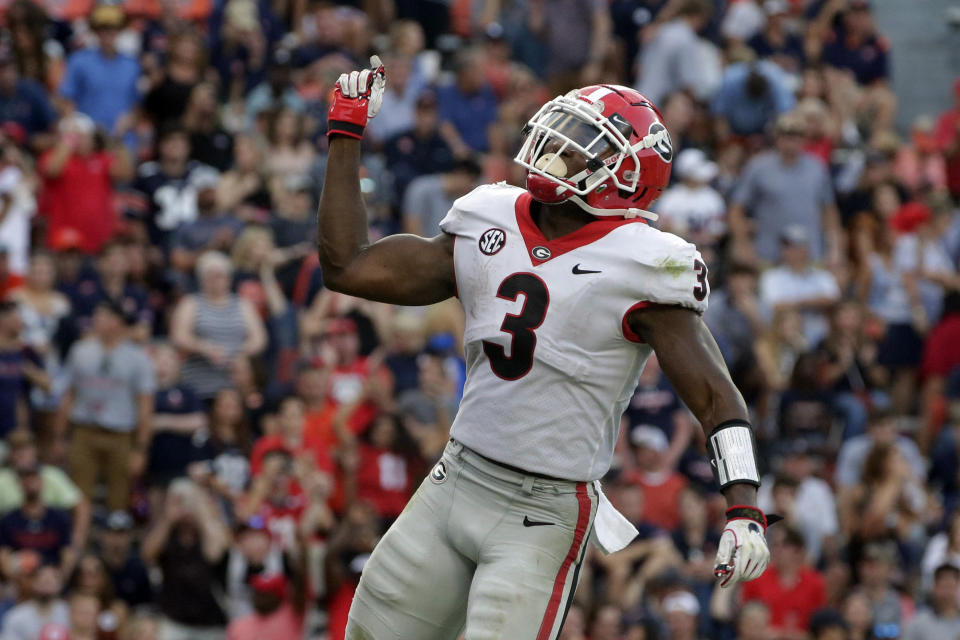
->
[0, 0, 959, 638]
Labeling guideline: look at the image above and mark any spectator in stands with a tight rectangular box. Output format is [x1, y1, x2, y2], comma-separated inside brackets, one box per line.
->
[661, 590, 700, 640]
[0, 45, 56, 142]
[759, 441, 839, 561]
[142, 481, 230, 640]
[323, 500, 381, 640]
[402, 158, 481, 235]
[146, 343, 207, 490]
[133, 124, 212, 247]
[364, 50, 429, 144]
[857, 541, 909, 635]
[747, 0, 805, 74]
[39, 113, 131, 255]
[245, 49, 305, 125]
[0, 459, 73, 571]
[64, 239, 152, 340]
[729, 112, 840, 264]
[921, 292, 960, 450]
[98, 510, 153, 609]
[264, 108, 316, 190]
[904, 563, 960, 639]
[143, 29, 207, 129]
[895, 116, 948, 197]
[818, 301, 889, 438]
[171, 251, 267, 401]
[625, 426, 687, 530]
[0, 300, 47, 435]
[9, 252, 71, 414]
[531, 0, 611, 95]
[54, 300, 156, 510]
[0, 138, 36, 278]
[654, 148, 726, 260]
[712, 51, 796, 137]
[436, 48, 499, 154]
[170, 170, 244, 278]
[0, 564, 70, 640]
[216, 133, 271, 214]
[183, 82, 234, 172]
[0, 429, 89, 551]
[384, 90, 454, 213]
[59, 5, 140, 134]
[934, 77, 960, 200]
[759, 225, 841, 347]
[742, 526, 827, 635]
[636, 0, 712, 105]
[226, 573, 305, 640]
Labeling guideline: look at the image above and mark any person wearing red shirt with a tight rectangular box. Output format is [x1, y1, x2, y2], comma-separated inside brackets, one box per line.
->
[741, 526, 826, 636]
[38, 113, 131, 255]
[934, 77, 960, 199]
[325, 317, 393, 435]
[623, 425, 688, 531]
[354, 414, 414, 521]
[226, 574, 305, 640]
[250, 396, 335, 477]
[920, 292, 960, 450]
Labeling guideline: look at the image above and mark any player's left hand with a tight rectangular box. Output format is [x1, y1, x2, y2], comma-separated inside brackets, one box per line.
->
[713, 506, 778, 588]
[327, 55, 386, 140]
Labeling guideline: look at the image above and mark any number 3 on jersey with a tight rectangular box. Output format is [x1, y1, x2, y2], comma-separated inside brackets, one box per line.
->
[482, 273, 550, 380]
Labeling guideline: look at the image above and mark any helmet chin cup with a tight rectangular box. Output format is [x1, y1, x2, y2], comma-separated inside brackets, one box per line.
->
[526, 172, 574, 204]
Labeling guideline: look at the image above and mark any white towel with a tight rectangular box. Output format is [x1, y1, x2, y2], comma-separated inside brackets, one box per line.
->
[589, 480, 640, 555]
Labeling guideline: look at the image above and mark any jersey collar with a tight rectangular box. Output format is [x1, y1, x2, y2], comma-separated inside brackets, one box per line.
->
[514, 191, 643, 267]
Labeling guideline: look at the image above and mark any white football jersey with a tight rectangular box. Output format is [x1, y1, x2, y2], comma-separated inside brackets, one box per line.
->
[440, 183, 709, 481]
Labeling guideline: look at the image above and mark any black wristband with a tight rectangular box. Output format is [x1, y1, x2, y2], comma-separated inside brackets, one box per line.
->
[327, 119, 365, 139]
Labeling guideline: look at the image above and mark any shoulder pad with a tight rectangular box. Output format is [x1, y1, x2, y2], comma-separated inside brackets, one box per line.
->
[441, 183, 525, 236]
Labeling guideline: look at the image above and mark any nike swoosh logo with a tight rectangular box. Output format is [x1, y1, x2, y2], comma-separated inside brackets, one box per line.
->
[523, 516, 554, 527]
[572, 264, 602, 275]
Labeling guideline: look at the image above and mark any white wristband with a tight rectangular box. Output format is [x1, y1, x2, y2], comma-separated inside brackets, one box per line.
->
[707, 421, 760, 488]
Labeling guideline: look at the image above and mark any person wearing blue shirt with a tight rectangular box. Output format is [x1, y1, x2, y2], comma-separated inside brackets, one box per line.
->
[435, 48, 499, 154]
[59, 5, 140, 134]
[0, 48, 56, 141]
[712, 59, 796, 137]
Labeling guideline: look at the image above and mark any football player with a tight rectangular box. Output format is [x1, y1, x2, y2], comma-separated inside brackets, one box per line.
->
[319, 57, 772, 640]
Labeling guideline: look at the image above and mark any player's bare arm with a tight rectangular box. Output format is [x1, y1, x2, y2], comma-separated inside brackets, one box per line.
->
[317, 57, 455, 306]
[628, 304, 771, 587]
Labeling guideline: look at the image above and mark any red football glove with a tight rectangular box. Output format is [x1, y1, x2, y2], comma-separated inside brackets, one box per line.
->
[327, 55, 386, 140]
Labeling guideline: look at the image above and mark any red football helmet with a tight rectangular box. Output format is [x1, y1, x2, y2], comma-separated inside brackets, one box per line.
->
[515, 85, 673, 219]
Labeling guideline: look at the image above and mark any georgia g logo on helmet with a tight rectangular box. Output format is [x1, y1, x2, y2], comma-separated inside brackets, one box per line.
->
[648, 122, 673, 163]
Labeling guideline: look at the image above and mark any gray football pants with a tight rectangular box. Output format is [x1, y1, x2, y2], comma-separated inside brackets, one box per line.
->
[345, 439, 598, 640]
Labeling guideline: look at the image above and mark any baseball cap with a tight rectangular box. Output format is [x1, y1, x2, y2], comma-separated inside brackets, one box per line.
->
[630, 425, 669, 452]
[849, 0, 871, 10]
[95, 299, 136, 326]
[662, 590, 700, 616]
[189, 166, 221, 191]
[779, 224, 809, 246]
[326, 317, 358, 336]
[49, 227, 84, 252]
[58, 112, 96, 136]
[890, 201, 932, 233]
[774, 112, 805, 135]
[675, 148, 717, 183]
[104, 510, 133, 532]
[89, 4, 126, 29]
[249, 573, 289, 599]
[809, 609, 849, 635]
[38, 623, 70, 640]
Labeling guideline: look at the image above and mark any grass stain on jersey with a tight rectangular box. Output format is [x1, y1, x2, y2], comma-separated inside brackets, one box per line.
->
[657, 256, 689, 278]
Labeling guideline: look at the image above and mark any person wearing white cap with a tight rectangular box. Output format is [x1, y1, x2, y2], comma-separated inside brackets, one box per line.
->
[662, 590, 701, 640]
[654, 148, 726, 259]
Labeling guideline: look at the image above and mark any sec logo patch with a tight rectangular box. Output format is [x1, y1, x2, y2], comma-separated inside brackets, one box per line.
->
[479, 228, 506, 255]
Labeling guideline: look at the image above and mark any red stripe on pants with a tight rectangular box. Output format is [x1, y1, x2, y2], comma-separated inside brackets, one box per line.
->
[536, 482, 591, 640]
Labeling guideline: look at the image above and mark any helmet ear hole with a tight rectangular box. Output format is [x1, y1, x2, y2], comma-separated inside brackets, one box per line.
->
[586, 157, 604, 172]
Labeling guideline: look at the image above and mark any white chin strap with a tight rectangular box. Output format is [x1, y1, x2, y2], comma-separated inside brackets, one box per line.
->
[568, 194, 659, 221]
